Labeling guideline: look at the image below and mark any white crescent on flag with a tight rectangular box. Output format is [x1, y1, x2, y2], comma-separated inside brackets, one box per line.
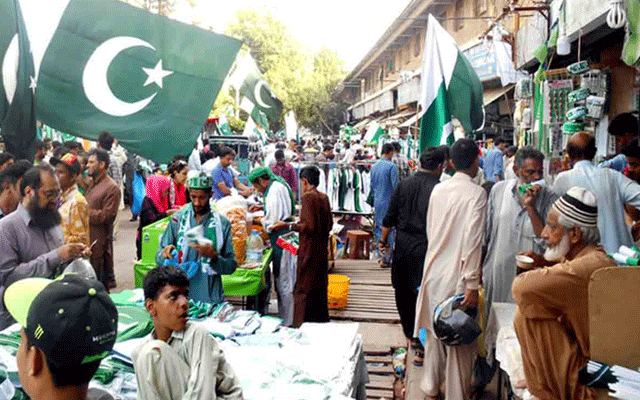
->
[82, 36, 163, 117]
[253, 80, 272, 109]
[1, 34, 19, 104]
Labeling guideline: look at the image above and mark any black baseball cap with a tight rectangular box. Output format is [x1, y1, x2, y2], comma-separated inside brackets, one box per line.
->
[4, 274, 118, 386]
[49, 152, 82, 175]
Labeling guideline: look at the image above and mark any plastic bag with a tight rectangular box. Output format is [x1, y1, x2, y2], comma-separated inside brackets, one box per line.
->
[64, 258, 97, 280]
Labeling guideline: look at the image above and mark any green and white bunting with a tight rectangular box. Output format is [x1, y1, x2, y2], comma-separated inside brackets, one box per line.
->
[418, 14, 483, 153]
[228, 52, 282, 123]
[11, 0, 242, 162]
[0, 0, 36, 160]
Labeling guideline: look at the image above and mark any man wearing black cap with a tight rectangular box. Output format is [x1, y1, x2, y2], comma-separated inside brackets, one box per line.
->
[3, 274, 118, 400]
[50, 153, 90, 247]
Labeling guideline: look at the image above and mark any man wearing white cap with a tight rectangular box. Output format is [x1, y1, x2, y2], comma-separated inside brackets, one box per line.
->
[512, 186, 615, 400]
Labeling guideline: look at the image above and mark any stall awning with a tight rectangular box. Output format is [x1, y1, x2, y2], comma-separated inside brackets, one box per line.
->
[381, 109, 414, 123]
[399, 113, 419, 128]
[353, 118, 372, 130]
[482, 85, 514, 106]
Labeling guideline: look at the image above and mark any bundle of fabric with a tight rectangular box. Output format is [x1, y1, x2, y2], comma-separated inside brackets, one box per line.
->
[579, 360, 640, 399]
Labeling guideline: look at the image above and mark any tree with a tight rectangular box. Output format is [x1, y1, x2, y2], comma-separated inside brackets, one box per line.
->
[223, 9, 347, 136]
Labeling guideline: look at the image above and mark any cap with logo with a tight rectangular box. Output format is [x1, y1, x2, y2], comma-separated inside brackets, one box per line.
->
[3, 274, 118, 384]
[49, 153, 82, 175]
[188, 173, 212, 190]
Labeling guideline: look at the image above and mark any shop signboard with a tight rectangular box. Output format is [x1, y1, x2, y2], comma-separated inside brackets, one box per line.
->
[379, 91, 394, 111]
[364, 100, 375, 116]
[463, 43, 499, 82]
[353, 105, 365, 120]
[397, 77, 420, 105]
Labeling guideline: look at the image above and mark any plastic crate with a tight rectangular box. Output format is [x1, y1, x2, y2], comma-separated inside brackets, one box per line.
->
[141, 216, 171, 264]
[134, 261, 156, 288]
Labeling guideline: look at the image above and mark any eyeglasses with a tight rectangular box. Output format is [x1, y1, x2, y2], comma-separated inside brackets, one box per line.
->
[42, 189, 61, 201]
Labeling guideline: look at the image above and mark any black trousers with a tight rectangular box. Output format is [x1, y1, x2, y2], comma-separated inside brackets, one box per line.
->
[391, 230, 427, 339]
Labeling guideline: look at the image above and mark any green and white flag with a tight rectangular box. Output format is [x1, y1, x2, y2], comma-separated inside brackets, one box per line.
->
[0, 0, 36, 160]
[217, 114, 232, 136]
[622, 0, 640, 66]
[363, 121, 384, 145]
[239, 95, 270, 134]
[418, 14, 483, 153]
[242, 115, 267, 144]
[16, 0, 241, 162]
[228, 52, 282, 123]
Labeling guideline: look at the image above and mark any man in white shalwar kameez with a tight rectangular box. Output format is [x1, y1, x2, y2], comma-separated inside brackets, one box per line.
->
[413, 138, 487, 399]
[483, 147, 557, 312]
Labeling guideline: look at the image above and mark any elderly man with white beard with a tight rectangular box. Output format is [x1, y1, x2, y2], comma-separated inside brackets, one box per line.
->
[512, 186, 615, 400]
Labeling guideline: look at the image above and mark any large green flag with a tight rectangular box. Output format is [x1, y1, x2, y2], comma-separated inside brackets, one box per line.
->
[0, 0, 36, 160]
[228, 52, 282, 123]
[21, 0, 241, 162]
[418, 15, 483, 153]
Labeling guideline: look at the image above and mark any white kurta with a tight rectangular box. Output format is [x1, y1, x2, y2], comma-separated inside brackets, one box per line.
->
[262, 180, 293, 232]
[413, 172, 487, 398]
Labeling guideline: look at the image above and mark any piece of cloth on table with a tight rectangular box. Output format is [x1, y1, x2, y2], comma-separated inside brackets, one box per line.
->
[485, 302, 527, 399]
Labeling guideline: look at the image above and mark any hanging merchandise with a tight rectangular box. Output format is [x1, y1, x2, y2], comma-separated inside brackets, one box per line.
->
[607, 0, 627, 29]
[544, 80, 573, 125]
[515, 77, 533, 100]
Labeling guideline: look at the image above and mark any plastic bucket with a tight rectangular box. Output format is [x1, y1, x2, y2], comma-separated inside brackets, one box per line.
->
[327, 274, 350, 309]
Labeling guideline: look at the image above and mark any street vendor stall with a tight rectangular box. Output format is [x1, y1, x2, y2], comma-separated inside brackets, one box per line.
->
[134, 194, 272, 300]
[0, 290, 368, 400]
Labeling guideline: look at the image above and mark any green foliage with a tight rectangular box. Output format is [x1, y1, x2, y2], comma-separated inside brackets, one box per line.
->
[224, 9, 347, 136]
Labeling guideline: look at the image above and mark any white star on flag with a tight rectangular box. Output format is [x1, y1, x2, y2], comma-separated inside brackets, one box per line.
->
[142, 60, 172, 89]
[29, 76, 37, 93]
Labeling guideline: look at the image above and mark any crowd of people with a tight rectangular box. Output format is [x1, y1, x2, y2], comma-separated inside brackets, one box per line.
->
[2, 111, 640, 400]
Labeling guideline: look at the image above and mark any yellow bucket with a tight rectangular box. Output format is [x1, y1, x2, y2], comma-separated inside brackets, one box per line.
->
[327, 274, 350, 309]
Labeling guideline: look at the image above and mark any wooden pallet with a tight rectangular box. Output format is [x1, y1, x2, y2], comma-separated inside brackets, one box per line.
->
[365, 349, 396, 400]
[329, 260, 400, 324]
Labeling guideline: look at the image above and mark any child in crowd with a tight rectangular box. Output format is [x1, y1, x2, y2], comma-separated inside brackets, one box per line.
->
[133, 266, 243, 400]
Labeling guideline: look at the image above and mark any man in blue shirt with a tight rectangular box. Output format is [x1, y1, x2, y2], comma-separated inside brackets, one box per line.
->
[370, 143, 399, 266]
[210, 147, 252, 200]
[600, 113, 638, 171]
[483, 137, 507, 182]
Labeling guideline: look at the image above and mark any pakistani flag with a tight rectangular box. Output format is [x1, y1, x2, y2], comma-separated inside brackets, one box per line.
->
[418, 14, 483, 153]
[0, 0, 36, 160]
[622, 0, 640, 66]
[243, 116, 267, 144]
[217, 114, 233, 136]
[240, 95, 270, 134]
[15, 0, 241, 162]
[363, 121, 384, 145]
[229, 52, 282, 123]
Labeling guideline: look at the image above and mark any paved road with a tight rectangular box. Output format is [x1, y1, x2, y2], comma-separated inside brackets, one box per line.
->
[112, 207, 138, 291]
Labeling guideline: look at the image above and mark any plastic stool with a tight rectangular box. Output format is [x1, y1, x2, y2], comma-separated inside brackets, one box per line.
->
[345, 230, 371, 260]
